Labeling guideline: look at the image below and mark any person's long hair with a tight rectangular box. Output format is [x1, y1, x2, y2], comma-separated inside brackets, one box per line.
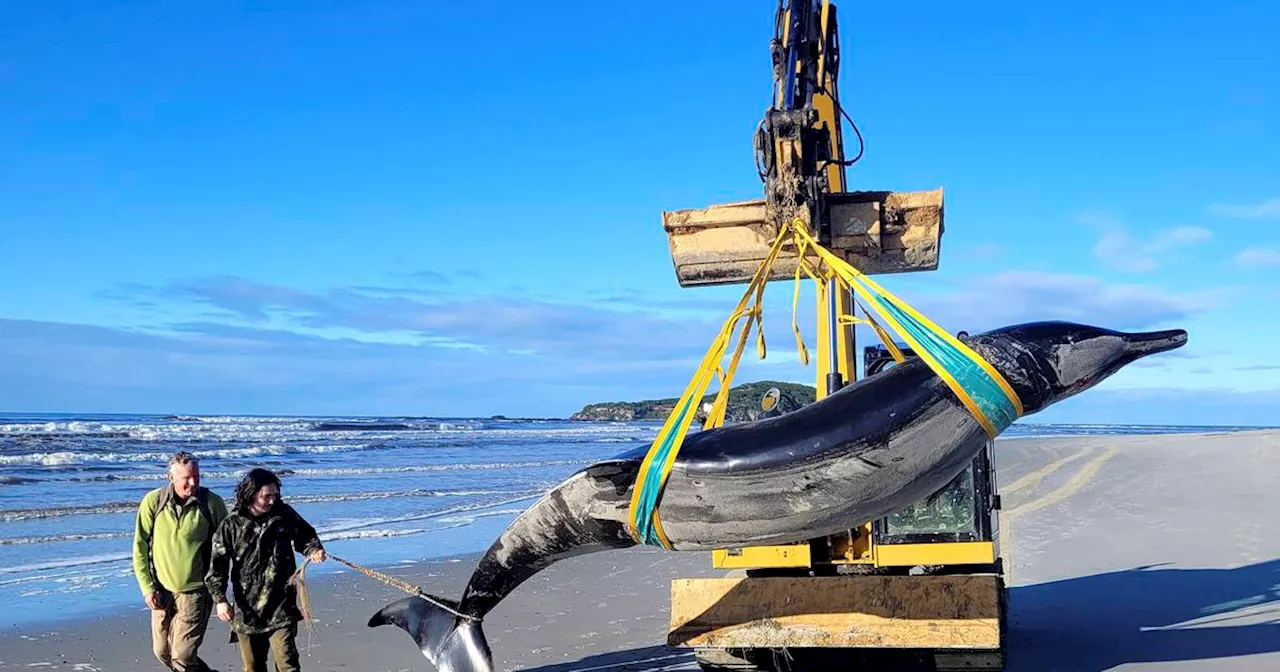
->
[233, 468, 282, 515]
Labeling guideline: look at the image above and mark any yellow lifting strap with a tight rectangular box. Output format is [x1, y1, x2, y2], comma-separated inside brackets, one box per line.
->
[625, 228, 791, 549]
[627, 219, 1023, 549]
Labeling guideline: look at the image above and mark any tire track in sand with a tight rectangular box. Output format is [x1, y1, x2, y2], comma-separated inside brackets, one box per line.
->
[1000, 446, 1120, 582]
[1000, 446, 1097, 496]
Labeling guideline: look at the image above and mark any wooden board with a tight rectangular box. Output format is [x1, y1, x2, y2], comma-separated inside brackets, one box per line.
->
[668, 574, 1002, 650]
[661, 188, 943, 287]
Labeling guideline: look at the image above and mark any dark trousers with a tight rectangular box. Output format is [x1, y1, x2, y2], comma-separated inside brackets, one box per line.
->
[235, 624, 300, 672]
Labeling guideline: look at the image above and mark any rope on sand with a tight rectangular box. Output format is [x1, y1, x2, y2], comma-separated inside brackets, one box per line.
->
[290, 553, 479, 624]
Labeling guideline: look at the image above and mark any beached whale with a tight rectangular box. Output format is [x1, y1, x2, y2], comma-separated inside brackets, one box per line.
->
[368, 321, 1187, 672]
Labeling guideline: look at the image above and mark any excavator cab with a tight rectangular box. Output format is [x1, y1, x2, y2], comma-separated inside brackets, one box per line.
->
[864, 343, 1002, 561]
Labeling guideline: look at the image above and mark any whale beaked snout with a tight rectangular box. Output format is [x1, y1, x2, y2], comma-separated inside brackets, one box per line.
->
[1123, 329, 1188, 357]
[983, 322, 1191, 415]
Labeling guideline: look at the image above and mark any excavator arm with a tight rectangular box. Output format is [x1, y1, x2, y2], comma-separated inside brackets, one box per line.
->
[757, 0, 850, 242]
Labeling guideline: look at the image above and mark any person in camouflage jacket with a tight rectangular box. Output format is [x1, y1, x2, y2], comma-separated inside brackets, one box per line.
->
[205, 468, 325, 672]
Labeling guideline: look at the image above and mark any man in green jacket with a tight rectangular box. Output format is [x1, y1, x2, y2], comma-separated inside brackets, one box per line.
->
[133, 451, 229, 672]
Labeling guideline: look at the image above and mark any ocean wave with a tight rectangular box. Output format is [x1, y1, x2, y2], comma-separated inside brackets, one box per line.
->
[45, 459, 589, 484]
[1, 502, 140, 521]
[320, 507, 527, 542]
[170, 416, 313, 424]
[322, 528, 428, 541]
[125, 423, 332, 442]
[0, 552, 132, 576]
[0, 504, 522, 546]
[65, 470, 260, 482]
[161, 425, 635, 442]
[0, 505, 535, 549]
[0, 443, 376, 467]
[312, 421, 413, 432]
[1, 418, 653, 448]
[288, 488, 531, 505]
[310, 420, 486, 432]
[0, 567, 113, 587]
[435, 508, 528, 525]
[285, 459, 589, 477]
[0, 486, 543, 522]
[169, 416, 488, 430]
[0, 493, 543, 547]
[0, 531, 130, 546]
[317, 493, 538, 536]
[0, 421, 123, 435]
[4, 431, 132, 440]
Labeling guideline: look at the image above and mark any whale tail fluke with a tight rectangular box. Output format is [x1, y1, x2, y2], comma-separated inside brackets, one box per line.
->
[369, 595, 493, 672]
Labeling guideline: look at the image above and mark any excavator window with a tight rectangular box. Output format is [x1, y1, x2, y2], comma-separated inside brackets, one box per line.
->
[865, 343, 998, 546]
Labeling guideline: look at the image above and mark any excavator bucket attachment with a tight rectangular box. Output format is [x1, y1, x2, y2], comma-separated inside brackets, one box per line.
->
[662, 188, 944, 287]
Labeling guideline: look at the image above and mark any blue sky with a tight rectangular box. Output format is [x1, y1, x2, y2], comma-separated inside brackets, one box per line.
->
[1, 1, 1276, 425]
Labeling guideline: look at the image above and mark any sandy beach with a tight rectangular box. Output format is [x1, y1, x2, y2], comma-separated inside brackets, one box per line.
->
[2, 429, 1278, 672]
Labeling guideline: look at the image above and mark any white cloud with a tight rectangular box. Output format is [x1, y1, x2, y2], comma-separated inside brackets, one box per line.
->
[1208, 198, 1280, 219]
[1081, 212, 1212, 272]
[0, 318, 707, 417]
[56, 269, 1238, 417]
[1148, 226, 1214, 251]
[1236, 247, 1280, 269]
[1093, 230, 1157, 272]
[892, 271, 1222, 335]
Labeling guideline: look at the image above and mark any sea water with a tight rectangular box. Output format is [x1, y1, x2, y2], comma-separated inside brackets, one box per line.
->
[0, 413, 1265, 627]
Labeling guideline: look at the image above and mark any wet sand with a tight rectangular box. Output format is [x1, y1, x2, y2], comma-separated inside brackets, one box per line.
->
[2, 429, 1278, 671]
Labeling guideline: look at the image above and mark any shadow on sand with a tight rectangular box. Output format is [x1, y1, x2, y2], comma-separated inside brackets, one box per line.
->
[519, 560, 1280, 671]
[1008, 558, 1280, 671]
[517, 645, 695, 671]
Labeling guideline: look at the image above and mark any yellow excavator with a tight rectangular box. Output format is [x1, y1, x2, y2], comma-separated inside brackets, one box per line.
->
[657, 2, 1007, 670]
